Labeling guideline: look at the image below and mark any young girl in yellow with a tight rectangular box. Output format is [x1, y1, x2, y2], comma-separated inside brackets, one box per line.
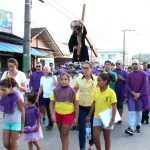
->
[50, 73, 79, 150]
[87, 73, 117, 150]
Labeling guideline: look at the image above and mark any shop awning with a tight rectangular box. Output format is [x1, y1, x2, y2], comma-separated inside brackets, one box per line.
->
[0, 42, 45, 56]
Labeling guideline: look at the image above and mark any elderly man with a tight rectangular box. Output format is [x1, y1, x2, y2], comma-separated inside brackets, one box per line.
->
[125, 59, 149, 135]
[37, 65, 58, 130]
[113, 60, 127, 124]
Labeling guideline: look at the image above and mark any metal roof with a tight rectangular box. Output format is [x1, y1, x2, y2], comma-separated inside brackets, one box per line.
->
[0, 42, 45, 56]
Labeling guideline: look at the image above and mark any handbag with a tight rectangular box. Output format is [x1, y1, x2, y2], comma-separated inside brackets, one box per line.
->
[23, 125, 37, 133]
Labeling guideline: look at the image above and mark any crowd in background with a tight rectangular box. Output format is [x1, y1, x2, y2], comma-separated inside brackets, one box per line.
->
[0, 57, 150, 150]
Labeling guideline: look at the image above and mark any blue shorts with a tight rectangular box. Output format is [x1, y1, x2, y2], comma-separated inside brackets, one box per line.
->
[93, 118, 113, 130]
[3, 123, 21, 131]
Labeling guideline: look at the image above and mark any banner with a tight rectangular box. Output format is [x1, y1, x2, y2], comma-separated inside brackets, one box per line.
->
[0, 9, 12, 33]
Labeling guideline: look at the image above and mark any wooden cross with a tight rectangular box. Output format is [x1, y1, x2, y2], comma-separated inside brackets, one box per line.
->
[81, 3, 98, 58]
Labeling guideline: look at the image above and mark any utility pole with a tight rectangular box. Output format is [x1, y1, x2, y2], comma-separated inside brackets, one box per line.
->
[121, 29, 135, 68]
[23, 0, 32, 72]
[23, 0, 44, 72]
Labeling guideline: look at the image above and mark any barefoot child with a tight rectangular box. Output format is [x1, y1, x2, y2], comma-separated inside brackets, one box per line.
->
[23, 93, 43, 150]
[0, 77, 25, 150]
[50, 72, 79, 150]
[87, 73, 117, 150]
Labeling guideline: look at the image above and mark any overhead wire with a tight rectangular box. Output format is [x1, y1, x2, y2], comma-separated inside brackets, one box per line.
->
[49, 0, 78, 20]
[44, 0, 113, 45]
[44, 0, 73, 21]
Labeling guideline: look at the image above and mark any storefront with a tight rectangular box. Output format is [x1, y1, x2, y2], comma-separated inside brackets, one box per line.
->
[0, 32, 45, 77]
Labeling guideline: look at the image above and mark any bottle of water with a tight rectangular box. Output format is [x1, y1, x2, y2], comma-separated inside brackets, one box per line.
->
[86, 122, 91, 140]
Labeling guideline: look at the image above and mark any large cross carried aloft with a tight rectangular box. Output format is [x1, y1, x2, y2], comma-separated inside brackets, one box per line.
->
[81, 3, 98, 58]
[68, 2, 98, 63]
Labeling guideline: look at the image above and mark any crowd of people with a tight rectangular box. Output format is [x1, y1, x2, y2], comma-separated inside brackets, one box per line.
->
[0, 57, 150, 150]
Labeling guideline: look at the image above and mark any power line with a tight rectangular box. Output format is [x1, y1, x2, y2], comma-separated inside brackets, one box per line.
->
[47, 0, 78, 19]
[38, 0, 44, 3]
[44, 0, 73, 20]
[49, 0, 112, 43]
[36, 0, 114, 46]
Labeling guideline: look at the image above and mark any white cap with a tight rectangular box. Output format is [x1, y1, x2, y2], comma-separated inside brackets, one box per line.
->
[132, 59, 139, 64]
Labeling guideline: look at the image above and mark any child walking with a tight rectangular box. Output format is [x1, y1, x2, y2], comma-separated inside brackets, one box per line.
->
[87, 73, 117, 150]
[0, 77, 25, 150]
[50, 72, 79, 150]
[23, 93, 43, 150]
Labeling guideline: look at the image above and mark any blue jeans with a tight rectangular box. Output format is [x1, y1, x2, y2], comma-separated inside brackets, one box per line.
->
[78, 105, 94, 150]
[128, 111, 142, 130]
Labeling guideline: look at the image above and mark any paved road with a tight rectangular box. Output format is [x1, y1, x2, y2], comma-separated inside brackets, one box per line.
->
[0, 104, 150, 150]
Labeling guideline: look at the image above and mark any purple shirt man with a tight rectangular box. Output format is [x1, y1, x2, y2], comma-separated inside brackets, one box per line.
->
[125, 59, 149, 135]
[30, 63, 44, 92]
[127, 70, 147, 111]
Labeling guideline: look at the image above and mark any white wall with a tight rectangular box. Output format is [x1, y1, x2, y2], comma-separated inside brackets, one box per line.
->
[98, 51, 123, 65]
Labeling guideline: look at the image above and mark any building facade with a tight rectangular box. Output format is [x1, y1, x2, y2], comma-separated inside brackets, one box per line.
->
[97, 49, 131, 66]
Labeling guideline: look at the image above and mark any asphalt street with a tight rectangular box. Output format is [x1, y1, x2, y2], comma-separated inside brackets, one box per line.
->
[0, 104, 150, 150]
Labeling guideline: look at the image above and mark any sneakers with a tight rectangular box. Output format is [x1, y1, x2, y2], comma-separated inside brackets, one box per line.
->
[46, 125, 53, 131]
[136, 125, 141, 133]
[125, 126, 141, 135]
[125, 127, 134, 135]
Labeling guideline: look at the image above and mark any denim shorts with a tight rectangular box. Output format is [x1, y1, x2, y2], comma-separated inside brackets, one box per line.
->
[3, 123, 21, 131]
[93, 118, 113, 130]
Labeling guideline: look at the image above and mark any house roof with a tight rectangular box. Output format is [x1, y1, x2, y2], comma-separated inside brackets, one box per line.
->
[31, 27, 63, 57]
[0, 32, 23, 44]
[0, 41, 45, 57]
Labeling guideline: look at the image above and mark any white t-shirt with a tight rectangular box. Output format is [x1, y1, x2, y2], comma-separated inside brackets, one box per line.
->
[70, 75, 78, 88]
[26, 78, 31, 92]
[40, 75, 57, 98]
[1, 71, 26, 101]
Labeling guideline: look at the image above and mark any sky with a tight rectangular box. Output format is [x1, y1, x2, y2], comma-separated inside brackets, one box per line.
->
[1, 0, 150, 56]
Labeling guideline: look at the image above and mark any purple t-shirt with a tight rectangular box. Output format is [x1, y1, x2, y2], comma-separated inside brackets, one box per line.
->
[0, 91, 21, 114]
[25, 106, 41, 127]
[30, 71, 44, 92]
[0, 91, 23, 124]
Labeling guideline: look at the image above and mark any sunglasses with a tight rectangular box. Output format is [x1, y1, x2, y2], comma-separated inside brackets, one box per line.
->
[116, 63, 120, 65]
[132, 63, 138, 66]
[83, 67, 91, 70]
[36, 66, 41, 68]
